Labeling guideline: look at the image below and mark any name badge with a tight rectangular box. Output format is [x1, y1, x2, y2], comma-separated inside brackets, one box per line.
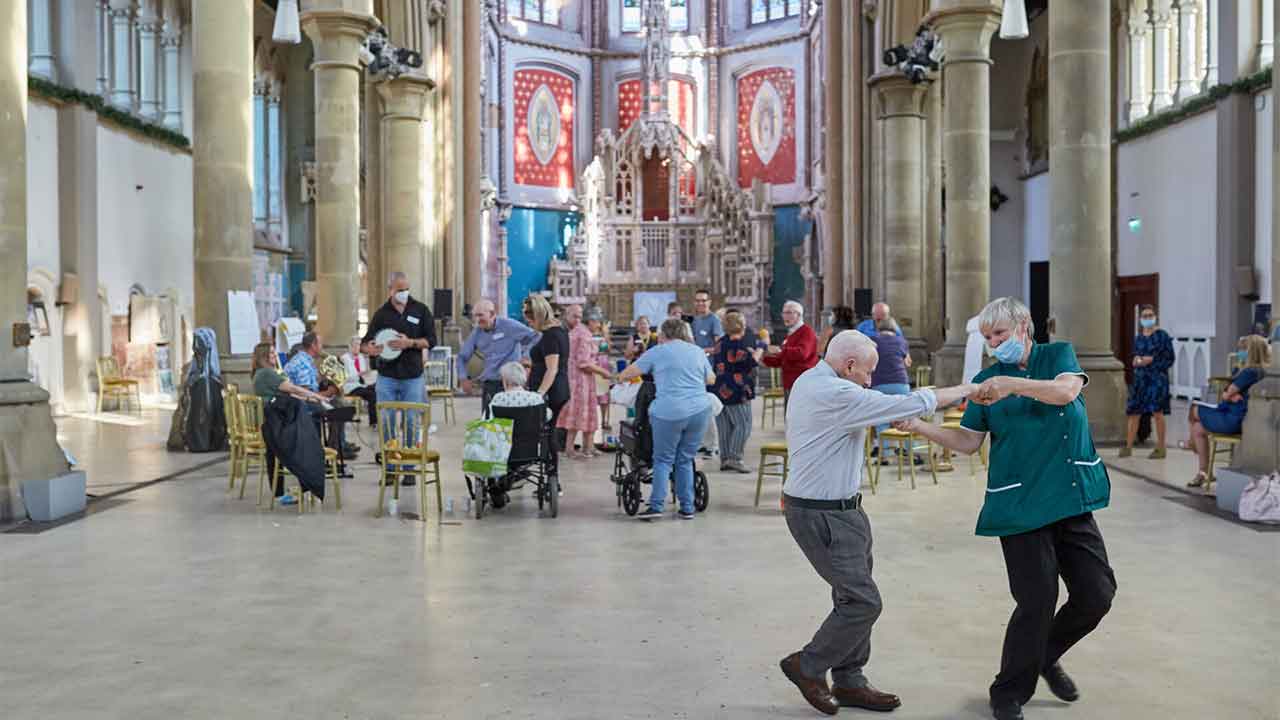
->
[407, 315, 420, 325]
[493, 332, 505, 340]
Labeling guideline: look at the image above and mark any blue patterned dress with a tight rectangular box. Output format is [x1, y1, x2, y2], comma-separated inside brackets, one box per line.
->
[1125, 329, 1174, 415]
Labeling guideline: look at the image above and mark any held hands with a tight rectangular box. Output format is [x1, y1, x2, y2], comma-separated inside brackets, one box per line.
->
[891, 418, 919, 433]
[461, 378, 474, 394]
[766, 345, 781, 355]
[969, 377, 1016, 406]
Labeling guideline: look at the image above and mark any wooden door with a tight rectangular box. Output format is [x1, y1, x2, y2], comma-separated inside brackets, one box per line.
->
[1114, 273, 1159, 385]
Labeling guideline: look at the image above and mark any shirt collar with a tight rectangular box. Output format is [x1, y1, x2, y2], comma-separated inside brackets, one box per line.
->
[787, 322, 804, 335]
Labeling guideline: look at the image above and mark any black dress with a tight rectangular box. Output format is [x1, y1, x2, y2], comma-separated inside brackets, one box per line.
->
[529, 325, 571, 420]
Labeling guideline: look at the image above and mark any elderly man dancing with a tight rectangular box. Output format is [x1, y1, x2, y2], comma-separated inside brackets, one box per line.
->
[779, 330, 975, 715]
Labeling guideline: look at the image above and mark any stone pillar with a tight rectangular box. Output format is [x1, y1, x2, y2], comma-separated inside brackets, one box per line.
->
[193, 0, 255, 372]
[253, 81, 269, 228]
[926, 3, 1000, 386]
[301, 3, 378, 348]
[924, 77, 944, 352]
[1149, 0, 1174, 112]
[108, 0, 134, 110]
[1174, 0, 1201, 102]
[822, 0, 845, 310]
[29, 0, 57, 80]
[1127, 13, 1151, 122]
[462, 0, 484, 312]
[0, 0, 72, 521]
[1049, 0, 1127, 442]
[1203, 0, 1219, 86]
[267, 91, 283, 244]
[97, 0, 110, 95]
[138, 1, 162, 119]
[377, 75, 433, 298]
[1261, 0, 1275, 70]
[161, 0, 182, 131]
[870, 72, 928, 356]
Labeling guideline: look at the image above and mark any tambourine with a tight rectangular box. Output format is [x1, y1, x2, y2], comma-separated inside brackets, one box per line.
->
[374, 328, 403, 361]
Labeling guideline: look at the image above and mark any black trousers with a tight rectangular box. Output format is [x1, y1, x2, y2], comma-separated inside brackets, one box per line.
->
[347, 384, 378, 425]
[991, 512, 1117, 706]
[480, 380, 504, 417]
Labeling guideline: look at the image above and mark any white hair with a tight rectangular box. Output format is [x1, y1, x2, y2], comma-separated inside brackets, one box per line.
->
[825, 330, 876, 367]
[499, 361, 528, 388]
[783, 300, 804, 318]
[978, 297, 1035, 336]
[386, 271, 407, 288]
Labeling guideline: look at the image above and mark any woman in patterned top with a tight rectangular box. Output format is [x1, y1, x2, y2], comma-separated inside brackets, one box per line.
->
[711, 310, 764, 473]
[1120, 304, 1174, 459]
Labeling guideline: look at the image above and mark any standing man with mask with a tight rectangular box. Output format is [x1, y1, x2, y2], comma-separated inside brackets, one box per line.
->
[457, 298, 540, 416]
[690, 290, 723, 458]
[779, 330, 975, 715]
[362, 273, 436, 482]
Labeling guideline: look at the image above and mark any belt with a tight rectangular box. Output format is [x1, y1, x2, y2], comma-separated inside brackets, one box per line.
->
[782, 493, 862, 511]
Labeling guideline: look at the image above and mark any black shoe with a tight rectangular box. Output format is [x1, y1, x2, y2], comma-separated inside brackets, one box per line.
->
[635, 508, 664, 520]
[1041, 663, 1079, 702]
[678, 509, 695, 520]
[400, 476, 416, 486]
[990, 699, 1023, 720]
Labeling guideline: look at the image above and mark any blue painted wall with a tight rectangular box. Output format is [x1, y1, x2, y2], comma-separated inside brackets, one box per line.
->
[769, 204, 811, 322]
[503, 207, 580, 318]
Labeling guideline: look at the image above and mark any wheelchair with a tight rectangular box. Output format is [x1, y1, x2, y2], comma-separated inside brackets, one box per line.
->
[465, 403, 559, 519]
[610, 380, 709, 516]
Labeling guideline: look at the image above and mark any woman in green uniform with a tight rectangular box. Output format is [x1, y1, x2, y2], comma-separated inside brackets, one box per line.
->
[895, 297, 1116, 720]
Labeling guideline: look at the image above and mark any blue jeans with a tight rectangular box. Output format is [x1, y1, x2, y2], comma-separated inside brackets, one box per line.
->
[376, 374, 426, 443]
[649, 408, 710, 513]
[872, 383, 911, 432]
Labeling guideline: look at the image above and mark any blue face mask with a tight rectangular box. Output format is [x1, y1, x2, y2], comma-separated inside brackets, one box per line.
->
[988, 335, 1026, 364]
[1237, 350, 1248, 362]
[1139, 318, 1156, 329]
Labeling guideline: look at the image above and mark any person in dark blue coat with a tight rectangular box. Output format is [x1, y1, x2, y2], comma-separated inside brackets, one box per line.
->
[1186, 335, 1271, 488]
[1120, 305, 1174, 459]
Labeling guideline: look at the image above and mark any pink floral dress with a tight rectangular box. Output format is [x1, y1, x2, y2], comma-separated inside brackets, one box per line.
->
[556, 323, 600, 434]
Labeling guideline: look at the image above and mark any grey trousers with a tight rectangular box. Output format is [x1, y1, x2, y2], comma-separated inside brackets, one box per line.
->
[784, 504, 883, 688]
[715, 402, 752, 462]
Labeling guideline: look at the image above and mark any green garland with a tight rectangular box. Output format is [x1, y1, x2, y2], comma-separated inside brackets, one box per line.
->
[1117, 66, 1272, 143]
[27, 75, 191, 150]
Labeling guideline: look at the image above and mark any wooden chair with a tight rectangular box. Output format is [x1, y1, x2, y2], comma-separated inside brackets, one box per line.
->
[875, 428, 938, 489]
[912, 364, 932, 388]
[96, 356, 141, 413]
[756, 441, 789, 508]
[864, 431, 878, 494]
[377, 401, 442, 520]
[424, 360, 456, 425]
[1204, 433, 1241, 492]
[761, 367, 786, 428]
[223, 387, 242, 490]
[235, 395, 271, 503]
[268, 446, 342, 512]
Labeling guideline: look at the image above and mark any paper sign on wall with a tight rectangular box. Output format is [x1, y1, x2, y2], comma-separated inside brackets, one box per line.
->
[227, 291, 261, 355]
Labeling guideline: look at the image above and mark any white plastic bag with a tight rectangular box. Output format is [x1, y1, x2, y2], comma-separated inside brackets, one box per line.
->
[462, 417, 514, 477]
[610, 381, 641, 408]
[707, 392, 723, 417]
[1238, 472, 1280, 524]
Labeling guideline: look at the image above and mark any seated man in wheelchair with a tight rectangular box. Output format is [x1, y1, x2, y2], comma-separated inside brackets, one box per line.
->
[470, 362, 559, 515]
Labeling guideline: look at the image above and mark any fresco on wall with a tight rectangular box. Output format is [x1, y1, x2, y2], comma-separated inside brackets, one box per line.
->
[617, 77, 696, 138]
[736, 67, 796, 188]
[514, 68, 576, 188]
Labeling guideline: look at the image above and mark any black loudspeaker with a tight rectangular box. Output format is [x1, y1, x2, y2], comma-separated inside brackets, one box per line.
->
[433, 288, 453, 320]
[854, 288, 873, 317]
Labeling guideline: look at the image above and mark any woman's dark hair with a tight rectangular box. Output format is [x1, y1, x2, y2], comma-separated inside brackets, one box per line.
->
[833, 305, 855, 328]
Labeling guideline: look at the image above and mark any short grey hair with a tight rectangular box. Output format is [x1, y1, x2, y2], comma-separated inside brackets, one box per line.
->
[659, 317, 693, 343]
[978, 297, 1035, 336]
[499, 361, 528, 388]
[825, 330, 876, 367]
[783, 300, 804, 318]
[387, 271, 407, 288]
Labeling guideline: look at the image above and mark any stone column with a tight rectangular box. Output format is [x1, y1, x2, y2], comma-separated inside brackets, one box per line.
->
[1203, 0, 1219, 86]
[1149, 0, 1174, 111]
[462, 0, 484, 312]
[1174, 0, 1200, 103]
[253, 81, 269, 228]
[267, 90, 283, 244]
[29, 0, 57, 80]
[1127, 13, 1151, 122]
[377, 75, 433, 298]
[925, 3, 1000, 386]
[161, 0, 182, 131]
[97, 0, 110, 95]
[1049, 0, 1127, 442]
[1260, 0, 1275, 70]
[302, 3, 378, 348]
[870, 72, 928, 356]
[822, 0, 845, 310]
[0, 0, 72, 521]
[192, 0, 255, 370]
[138, 1, 162, 119]
[924, 77, 944, 352]
[108, 0, 134, 109]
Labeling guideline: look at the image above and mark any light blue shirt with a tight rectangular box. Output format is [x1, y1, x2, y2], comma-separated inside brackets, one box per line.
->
[856, 318, 902, 337]
[633, 340, 714, 421]
[284, 352, 319, 391]
[691, 313, 724, 349]
[457, 317, 540, 382]
[783, 361, 937, 500]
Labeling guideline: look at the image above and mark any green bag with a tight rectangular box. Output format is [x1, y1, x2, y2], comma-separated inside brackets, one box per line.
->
[462, 417, 514, 477]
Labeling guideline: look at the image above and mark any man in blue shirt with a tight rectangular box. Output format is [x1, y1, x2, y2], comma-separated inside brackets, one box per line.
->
[458, 298, 540, 415]
[855, 302, 903, 337]
[284, 332, 350, 459]
[690, 289, 724, 352]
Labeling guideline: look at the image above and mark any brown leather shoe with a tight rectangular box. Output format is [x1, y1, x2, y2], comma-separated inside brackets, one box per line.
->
[833, 685, 902, 712]
[779, 652, 838, 715]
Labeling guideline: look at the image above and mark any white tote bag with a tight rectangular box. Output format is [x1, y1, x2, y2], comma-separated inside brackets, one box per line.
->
[1238, 472, 1280, 524]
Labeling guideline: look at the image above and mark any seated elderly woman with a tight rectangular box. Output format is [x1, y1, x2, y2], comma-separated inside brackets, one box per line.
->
[1186, 334, 1271, 487]
[488, 361, 551, 420]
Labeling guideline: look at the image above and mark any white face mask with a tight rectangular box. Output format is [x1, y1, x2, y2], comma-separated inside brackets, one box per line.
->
[393, 290, 410, 305]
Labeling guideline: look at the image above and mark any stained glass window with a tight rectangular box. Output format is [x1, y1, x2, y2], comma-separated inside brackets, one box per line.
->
[751, 0, 800, 24]
[751, 0, 769, 24]
[509, 0, 560, 25]
[669, 0, 688, 30]
[621, 0, 688, 32]
[622, 0, 642, 31]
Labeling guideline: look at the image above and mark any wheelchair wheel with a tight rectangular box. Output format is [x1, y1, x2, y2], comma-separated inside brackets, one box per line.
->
[693, 470, 709, 512]
[546, 474, 559, 518]
[621, 475, 642, 516]
[490, 486, 508, 510]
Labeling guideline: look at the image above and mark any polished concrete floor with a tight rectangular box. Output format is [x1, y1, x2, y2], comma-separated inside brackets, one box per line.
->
[3, 397, 1278, 720]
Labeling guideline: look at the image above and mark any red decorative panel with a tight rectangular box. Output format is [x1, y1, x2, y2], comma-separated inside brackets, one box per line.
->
[513, 68, 576, 188]
[617, 78, 696, 138]
[736, 67, 796, 188]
